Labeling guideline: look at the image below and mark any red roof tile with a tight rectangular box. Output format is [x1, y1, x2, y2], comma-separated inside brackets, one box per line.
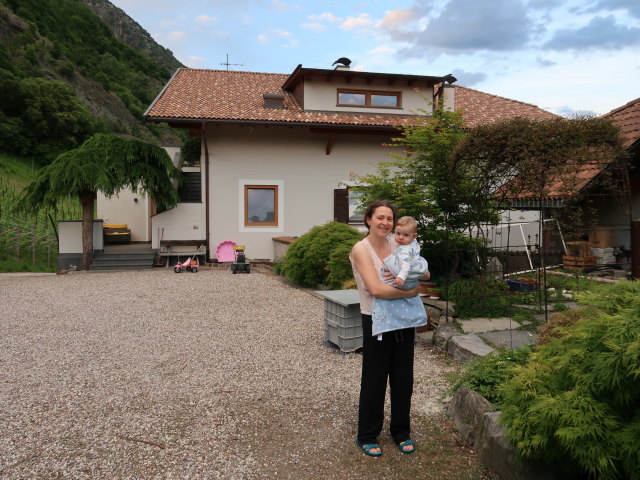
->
[146, 68, 419, 128]
[145, 68, 558, 129]
[602, 97, 640, 150]
[452, 85, 559, 128]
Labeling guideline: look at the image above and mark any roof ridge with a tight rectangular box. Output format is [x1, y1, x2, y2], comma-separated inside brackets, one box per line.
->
[178, 67, 288, 77]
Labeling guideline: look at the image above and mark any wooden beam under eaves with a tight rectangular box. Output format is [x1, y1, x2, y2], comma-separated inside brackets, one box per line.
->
[326, 132, 335, 155]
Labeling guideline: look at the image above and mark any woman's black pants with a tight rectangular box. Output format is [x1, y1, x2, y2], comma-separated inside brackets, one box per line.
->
[357, 314, 415, 445]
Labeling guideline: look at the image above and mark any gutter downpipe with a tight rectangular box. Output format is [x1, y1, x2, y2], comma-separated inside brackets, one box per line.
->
[202, 121, 211, 262]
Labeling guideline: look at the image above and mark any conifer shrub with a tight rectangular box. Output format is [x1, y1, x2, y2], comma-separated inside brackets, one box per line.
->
[498, 281, 640, 480]
[279, 221, 362, 288]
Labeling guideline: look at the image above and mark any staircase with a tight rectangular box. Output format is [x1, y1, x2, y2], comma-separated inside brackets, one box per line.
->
[90, 250, 157, 271]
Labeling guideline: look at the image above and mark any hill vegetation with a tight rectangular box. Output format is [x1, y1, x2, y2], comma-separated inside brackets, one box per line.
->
[0, 0, 184, 166]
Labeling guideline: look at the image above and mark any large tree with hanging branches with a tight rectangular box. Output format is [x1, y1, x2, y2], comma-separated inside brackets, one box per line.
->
[18, 133, 181, 269]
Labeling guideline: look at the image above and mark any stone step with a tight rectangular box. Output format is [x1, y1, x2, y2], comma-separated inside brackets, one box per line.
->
[90, 252, 157, 270]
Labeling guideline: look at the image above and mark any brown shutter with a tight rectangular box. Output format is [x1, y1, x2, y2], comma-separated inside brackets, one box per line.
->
[334, 188, 348, 223]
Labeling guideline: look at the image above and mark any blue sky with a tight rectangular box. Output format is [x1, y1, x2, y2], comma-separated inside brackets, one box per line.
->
[109, 0, 640, 116]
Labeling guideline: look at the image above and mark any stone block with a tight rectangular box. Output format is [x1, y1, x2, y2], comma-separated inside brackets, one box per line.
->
[447, 334, 495, 363]
[447, 386, 493, 442]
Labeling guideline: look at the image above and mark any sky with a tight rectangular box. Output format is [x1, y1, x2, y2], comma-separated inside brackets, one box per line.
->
[109, 0, 640, 117]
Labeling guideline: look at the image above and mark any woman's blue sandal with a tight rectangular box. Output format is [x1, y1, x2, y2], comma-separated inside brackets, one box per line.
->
[398, 439, 415, 454]
[355, 437, 383, 457]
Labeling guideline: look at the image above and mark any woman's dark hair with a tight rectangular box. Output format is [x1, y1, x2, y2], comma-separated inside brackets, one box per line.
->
[363, 200, 398, 231]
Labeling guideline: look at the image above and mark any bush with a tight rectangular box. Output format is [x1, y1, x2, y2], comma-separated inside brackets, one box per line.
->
[448, 276, 509, 318]
[280, 221, 362, 288]
[453, 346, 533, 405]
[499, 281, 640, 480]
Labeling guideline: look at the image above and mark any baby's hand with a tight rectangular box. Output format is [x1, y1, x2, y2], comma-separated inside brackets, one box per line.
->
[393, 277, 405, 287]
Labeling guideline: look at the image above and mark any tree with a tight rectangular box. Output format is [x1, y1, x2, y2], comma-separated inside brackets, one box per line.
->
[350, 107, 496, 276]
[18, 133, 181, 269]
[350, 108, 628, 278]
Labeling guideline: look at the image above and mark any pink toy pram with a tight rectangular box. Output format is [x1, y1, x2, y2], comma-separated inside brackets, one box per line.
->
[173, 244, 204, 273]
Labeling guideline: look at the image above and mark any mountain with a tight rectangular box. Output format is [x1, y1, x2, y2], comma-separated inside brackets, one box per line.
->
[0, 0, 184, 165]
[82, 0, 183, 73]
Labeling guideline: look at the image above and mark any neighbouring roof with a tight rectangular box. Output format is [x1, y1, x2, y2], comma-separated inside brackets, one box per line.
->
[451, 85, 559, 128]
[145, 67, 558, 129]
[602, 97, 640, 150]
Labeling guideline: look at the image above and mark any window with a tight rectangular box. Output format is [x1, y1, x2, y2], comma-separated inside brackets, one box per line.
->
[334, 188, 364, 224]
[244, 185, 278, 226]
[337, 89, 401, 109]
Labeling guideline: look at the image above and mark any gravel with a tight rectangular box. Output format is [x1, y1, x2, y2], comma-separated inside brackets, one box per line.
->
[0, 268, 462, 479]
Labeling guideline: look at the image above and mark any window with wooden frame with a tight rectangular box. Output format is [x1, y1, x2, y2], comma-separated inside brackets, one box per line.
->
[337, 89, 401, 108]
[244, 185, 278, 226]
[334, 188, 364, 224]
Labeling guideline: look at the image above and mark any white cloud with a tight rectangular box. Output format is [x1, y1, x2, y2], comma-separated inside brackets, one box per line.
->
[308, 12, 340, 23]
[195, 15, 216, 26]
[257, 34, 269, 43]
[165, 31, 186, 42]
[275, 29, 293, 36]
[185, 56, 206, 68]
[340, 13, 373, 30]
[282, 38, 300, 48]
[380, 8, 416, 29]
[368, 45, 394, 54]
[301, 22, 325, 31]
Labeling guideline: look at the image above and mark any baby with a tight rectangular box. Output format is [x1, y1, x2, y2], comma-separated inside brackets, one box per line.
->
[371, 216, 429, 337]
[390, 216, 422, 287]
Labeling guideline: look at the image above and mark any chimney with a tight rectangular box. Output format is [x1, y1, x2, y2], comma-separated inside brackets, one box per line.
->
[334, 65, 350, 71]
[263, 93, 284, 109]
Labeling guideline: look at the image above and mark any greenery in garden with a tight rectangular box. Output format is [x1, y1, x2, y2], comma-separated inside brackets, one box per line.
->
[0, 0, 182, 164]
[278, 221, 363, 288]
[497, 281, 640, 480]
[454, 345, 533, 405]
[350, 108, 628, 278]
[447, 277, 510, 318]
[18, 133, 181, 269]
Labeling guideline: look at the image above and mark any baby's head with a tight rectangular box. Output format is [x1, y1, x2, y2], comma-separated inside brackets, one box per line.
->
[394, 216, 418, 245]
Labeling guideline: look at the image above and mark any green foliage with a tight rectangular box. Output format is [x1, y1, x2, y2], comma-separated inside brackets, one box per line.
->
[326, 242, 357, 289]
[280, 221, 362, 288]
[181, 136, 201, 166]
[454, 346, 533, 405]
[499, 280, 640, 480]
[448, 277, 509, 318]
[18, 133, 181, 212]
[0, 0, 182, 161]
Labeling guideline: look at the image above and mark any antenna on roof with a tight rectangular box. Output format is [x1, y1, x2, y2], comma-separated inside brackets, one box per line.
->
[220, 54, 243, 71]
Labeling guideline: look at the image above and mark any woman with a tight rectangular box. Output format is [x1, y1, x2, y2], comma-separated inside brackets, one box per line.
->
[350, 200, 429, 457]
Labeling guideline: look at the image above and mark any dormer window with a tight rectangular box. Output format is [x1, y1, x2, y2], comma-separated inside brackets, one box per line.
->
[337, 89, 401, 108]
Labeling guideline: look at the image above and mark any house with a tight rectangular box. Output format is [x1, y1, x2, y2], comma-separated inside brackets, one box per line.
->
[136, 61, 558, 262]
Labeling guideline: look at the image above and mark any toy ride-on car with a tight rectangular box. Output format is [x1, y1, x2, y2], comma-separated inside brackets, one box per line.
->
[231, 245, 250, 274]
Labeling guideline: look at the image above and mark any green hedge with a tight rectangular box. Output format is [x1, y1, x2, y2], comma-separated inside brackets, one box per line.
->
[499, 281, 640, 480]
[279, 221, 362, 288]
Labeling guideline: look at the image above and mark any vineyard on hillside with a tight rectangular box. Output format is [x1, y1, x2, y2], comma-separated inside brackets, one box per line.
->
[0, 180, 82, 271]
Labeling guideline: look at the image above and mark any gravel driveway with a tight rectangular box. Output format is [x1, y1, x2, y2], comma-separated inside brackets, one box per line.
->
[0, 268, 487, 479]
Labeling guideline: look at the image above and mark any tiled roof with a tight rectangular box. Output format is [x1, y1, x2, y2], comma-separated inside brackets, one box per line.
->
[145, 68, 558, 128]
[602, 97, 640, 150]
[452, 85, 559, 127]
[145, 68, 418, 128]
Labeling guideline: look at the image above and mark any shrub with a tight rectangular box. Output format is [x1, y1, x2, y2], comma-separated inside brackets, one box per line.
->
[448, 277, 509, 318]
[279, 221, 362, 288]
[499, 280, 640, 480]
[453, 346, 533, 405]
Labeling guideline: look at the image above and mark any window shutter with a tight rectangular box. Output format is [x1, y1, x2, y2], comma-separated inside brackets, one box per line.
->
[334, 188, 348, 223]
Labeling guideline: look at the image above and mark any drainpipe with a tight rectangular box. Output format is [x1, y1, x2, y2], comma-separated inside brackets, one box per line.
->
[202, 121, 211, 262]
[632, 220, 640, 279]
